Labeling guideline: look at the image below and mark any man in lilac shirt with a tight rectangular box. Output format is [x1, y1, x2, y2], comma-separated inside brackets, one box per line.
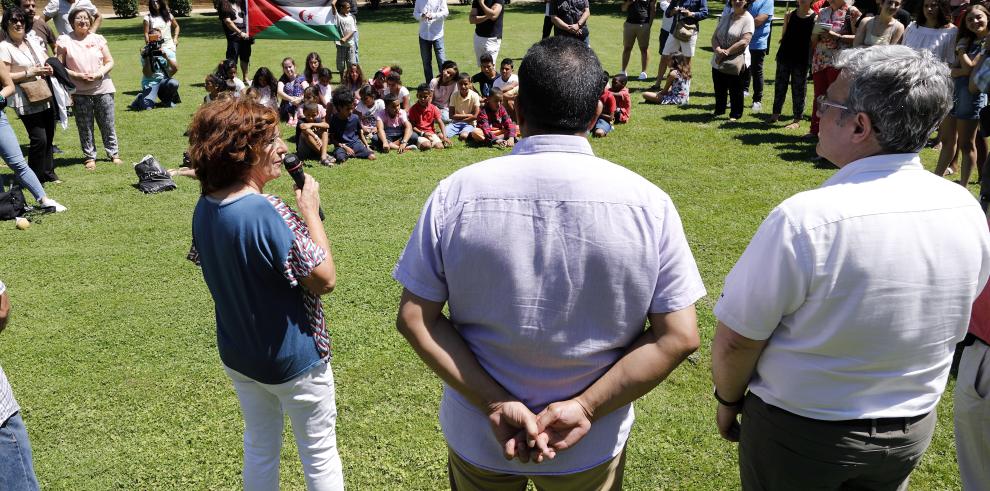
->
[393, 36, 706, 489]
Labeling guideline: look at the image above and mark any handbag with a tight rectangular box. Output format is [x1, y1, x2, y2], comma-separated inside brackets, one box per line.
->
[715, 52, 746, 75]
[0, 181, 26, 221]
[674, 18, 697, 42]
[17, 42, 53, 104]
[134, 155, 177, 194]
[18, 78, 52, 103]
[713, 15, 746, 76]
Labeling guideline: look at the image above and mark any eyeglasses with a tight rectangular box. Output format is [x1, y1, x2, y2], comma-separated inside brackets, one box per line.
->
[815, 95, 851, 115]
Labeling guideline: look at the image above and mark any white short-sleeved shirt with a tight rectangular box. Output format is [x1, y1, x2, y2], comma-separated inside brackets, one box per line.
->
[0, 40, 51, 114]
[492, 73, 517, 90]
[715, 153, 990, 421]
[44, 0, 99, 36]
[393, 135, 706, 474]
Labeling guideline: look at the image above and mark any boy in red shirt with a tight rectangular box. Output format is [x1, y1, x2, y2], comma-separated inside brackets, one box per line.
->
[592, 74, 617, 137]
[472, 87, 517, 147]
[610, 73, 631, 124]
[407, 83, 452, 150]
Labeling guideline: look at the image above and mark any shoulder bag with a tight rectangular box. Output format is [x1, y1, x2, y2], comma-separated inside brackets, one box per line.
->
[16, 44, 52, 104]
[674, 14, 697, 41]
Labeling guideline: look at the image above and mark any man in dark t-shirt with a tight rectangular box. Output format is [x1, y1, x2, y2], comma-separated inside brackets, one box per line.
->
[550, 0, 590, 44]
[470, 0, 504, 66]
[621, 0, 656, 79]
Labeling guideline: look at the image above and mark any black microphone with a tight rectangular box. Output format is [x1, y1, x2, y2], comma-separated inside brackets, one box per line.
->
[283, 153, 325, 221]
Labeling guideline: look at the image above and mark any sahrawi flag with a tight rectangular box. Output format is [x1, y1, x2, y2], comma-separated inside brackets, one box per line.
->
[247, 0, 341, 41]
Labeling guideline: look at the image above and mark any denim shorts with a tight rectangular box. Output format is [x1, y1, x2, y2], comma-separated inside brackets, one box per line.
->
[952, 76, 987, 121]
[445, 121, 475, 138]
[594, 118, 613, 134]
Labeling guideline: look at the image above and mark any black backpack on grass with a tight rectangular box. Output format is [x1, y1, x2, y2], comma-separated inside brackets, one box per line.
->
[0, 181, 26, 220]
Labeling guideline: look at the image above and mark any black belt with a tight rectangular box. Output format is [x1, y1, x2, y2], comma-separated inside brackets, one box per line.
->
[755, 393, 930, 433]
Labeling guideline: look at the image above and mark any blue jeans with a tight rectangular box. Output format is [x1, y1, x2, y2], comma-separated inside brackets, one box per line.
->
[353, 30, 360, 64]
[0, 112, 46, 201]
[419, 37, 446, 83]
[0, 413, 40, 491]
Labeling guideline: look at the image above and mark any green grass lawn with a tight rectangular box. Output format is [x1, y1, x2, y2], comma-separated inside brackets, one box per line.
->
[0, 2, 965, 489]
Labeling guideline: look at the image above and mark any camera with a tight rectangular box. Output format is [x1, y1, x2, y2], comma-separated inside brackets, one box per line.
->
[142, 32, 164, 58]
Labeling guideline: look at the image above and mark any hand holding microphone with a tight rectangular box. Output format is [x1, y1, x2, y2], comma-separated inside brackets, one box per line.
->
[284, 153, 325, 221]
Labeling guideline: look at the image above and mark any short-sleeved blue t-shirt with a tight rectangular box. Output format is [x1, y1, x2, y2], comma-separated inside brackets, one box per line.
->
[191, 193, 324, 384]
[329, 113, 362, 146]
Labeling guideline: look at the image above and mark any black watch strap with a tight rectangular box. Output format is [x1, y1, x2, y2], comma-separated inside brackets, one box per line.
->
[714, 389, 745, 408]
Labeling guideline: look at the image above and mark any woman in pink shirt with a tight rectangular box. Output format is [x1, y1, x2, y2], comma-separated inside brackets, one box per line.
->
[56, 6, 120, 170]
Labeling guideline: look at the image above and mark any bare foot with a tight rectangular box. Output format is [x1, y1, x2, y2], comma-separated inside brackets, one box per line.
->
[784, 121, 800, 130]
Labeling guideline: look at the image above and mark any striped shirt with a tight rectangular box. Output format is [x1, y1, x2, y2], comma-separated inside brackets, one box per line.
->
[0, 280, 20, 423]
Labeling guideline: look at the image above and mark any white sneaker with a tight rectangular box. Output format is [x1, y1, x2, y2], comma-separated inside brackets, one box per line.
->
[752, 101, 762, 113]
[743, 90, 750, 98]
[40, 197, 67, 212]
[638, 71, 648, 80]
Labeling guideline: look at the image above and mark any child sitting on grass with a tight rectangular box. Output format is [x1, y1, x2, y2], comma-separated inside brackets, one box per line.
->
[297, 102, 334, 166]
[472, 87, 517, 147]
[407, 83, 451, 150]
[355, 85, 384, 141]
[329, 88, 376, 164]
[642, 54, 691, 106]
[314, 67, 334, 106]
[430, 60, 459, 122]
[384, 72, 410, 110]
[493, 58, 519, 116]
[374, 93, 418, 153]
[447, 73, 481, 141]
[472, 53, 498, 98]
[609, 73, 631, 124]
[203, 73, 227, 104]
[295, 85, 326, 122]
[592, 73, 617, 138]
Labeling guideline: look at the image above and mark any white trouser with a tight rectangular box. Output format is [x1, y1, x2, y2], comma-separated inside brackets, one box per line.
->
[473, 34, 502, 67]
[224, 362, 344, 491]
[954, 339, 990, 491]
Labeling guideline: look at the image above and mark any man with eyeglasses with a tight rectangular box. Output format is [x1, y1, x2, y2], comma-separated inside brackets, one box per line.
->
[711, 44, 990, 490]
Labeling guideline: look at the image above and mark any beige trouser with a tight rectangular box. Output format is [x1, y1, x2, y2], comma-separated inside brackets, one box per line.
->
[447, 446, 626, 491]
[954, 338, 990, 491]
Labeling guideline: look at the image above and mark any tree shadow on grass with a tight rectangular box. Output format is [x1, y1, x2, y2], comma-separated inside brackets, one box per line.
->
[100, 14, 221, 39]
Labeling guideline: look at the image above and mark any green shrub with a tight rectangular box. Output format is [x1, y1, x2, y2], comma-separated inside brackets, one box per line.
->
[111, 0, 140, 18]
[0, 0, 16, 12]
[169, 0, 192, 17]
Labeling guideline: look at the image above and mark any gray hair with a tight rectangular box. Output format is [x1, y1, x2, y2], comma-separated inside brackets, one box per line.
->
[834, 45, 952, 154]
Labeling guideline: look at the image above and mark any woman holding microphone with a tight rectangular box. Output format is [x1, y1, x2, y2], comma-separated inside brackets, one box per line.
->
[186, 98, 343, 490]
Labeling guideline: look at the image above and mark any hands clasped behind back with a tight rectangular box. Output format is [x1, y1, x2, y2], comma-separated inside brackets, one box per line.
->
[488, 397, 594, 464]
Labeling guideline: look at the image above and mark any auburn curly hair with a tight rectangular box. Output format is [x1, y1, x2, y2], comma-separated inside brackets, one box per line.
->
[186, 99, 280, 194]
